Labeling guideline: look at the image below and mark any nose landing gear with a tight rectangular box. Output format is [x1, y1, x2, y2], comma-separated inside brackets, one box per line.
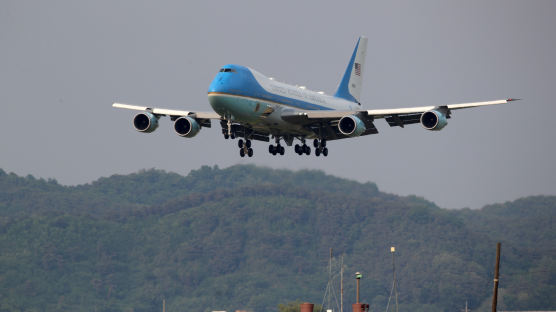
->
[222, 118, 236, 139]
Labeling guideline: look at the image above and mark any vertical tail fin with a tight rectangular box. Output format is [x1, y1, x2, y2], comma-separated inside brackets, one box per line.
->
[334, 36, 368, 104]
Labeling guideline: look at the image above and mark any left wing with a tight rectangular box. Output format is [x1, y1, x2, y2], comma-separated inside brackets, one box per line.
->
[291, 98, 516, 120]
[286, 98, 516, 122]
[112, 103, 221, 120]
[281, 98, 518, 139]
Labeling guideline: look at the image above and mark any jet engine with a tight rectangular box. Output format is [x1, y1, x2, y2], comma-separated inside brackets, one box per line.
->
[174, 116, 201, 138]
[420, 110, 448, 131]
[338, 115, 366, 137]
[133, 112, 159, 133]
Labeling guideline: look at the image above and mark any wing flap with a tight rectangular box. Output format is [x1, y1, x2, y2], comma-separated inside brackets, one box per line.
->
[385, 114, 422, 128]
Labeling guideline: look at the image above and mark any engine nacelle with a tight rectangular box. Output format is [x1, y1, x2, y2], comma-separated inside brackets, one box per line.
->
[174, 116, 201, 138]
[133, 112, 159, 133]
[420, 110, 448, 131]
[338, 115, 366, 137]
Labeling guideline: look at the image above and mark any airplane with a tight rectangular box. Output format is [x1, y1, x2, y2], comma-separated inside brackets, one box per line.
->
[113, 36, 518, 157]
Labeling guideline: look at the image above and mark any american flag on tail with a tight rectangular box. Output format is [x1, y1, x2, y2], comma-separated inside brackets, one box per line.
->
[354, 62, 361, 76]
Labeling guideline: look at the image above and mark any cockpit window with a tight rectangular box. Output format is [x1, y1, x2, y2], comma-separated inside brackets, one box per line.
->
[219, 68, 236, 73]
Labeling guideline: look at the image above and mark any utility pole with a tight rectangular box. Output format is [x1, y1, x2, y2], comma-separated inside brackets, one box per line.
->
[340, 255, 344, 312]
[491, 242, 501, 312]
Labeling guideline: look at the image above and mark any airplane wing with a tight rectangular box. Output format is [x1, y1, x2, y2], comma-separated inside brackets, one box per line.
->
[112, 103, 221, 119]
[297, 98, 516, 119]
[281, 98, 518, 139]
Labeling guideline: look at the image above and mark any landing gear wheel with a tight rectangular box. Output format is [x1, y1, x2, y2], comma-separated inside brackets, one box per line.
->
[279, 145, 285, 155]
[248, 148, 253, 157]
[246, 140, 252, 148]
[321, 139, 327, 147]
[224, 134, 229, 140]
[323, 147, 328, 157]
[240, 148, 245, 157]
[313, 139, 319, 148]
[238, 139, 244, 148]
[294, 144, 300, 154]
[315, 148, 321, 156]
[231, 133, 236, 139]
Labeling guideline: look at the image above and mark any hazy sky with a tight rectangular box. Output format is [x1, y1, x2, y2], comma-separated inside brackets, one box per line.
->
[1, 0, 555, 209]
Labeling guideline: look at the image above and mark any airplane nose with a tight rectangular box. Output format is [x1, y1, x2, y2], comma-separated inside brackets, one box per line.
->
[208, 74, 228, 93]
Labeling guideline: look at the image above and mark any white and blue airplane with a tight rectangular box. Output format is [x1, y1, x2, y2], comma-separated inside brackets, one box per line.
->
[113, 36, 517, 157]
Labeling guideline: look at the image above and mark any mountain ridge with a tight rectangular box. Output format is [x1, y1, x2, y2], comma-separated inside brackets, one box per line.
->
[0, 166, 554, 311]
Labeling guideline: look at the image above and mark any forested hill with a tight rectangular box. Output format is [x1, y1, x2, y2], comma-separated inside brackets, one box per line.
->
[0, 166, 554, 312]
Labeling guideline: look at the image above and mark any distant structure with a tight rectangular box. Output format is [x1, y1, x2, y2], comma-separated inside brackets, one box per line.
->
[300, 303, 315, 312]
[320, 248, 341, 312]
[386, 246, 399, 312]
[352, 272, 369, 312]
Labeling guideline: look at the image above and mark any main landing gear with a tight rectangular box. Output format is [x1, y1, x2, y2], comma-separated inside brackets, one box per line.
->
[292, 139, 328, 156]
[269, 137, 285, 156]
[294, 143, 311, 155]
[313, 138, 328, 157]
[238, 139, 253, 157]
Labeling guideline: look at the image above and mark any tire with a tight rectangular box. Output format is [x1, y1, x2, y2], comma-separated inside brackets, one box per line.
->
[313, 139, 319, 148]
[248, 148, 253, 157]
[323, 147, 328, 156]
[321, 139, 326, 147]
[238, 139, 244, 148]
[240, 149, 245, 157]
[279, 146, 285, 155]
[305, 146, 311, 155]
[246, 140, 251, 148]
[315, 148, 321, 156]
[269, 145, 274, 154]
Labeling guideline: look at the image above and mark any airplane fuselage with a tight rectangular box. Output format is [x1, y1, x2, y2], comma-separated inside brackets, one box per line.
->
[207, 64, 358, 137]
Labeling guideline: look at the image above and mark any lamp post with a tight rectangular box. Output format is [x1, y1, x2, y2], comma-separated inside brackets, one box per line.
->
[391, 246, 398, 312]
[355, 272, 362, 304]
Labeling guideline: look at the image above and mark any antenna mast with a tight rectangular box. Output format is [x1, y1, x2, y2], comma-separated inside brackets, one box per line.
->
[320, 248, 340, 312]
[386, 246, 399, 312]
